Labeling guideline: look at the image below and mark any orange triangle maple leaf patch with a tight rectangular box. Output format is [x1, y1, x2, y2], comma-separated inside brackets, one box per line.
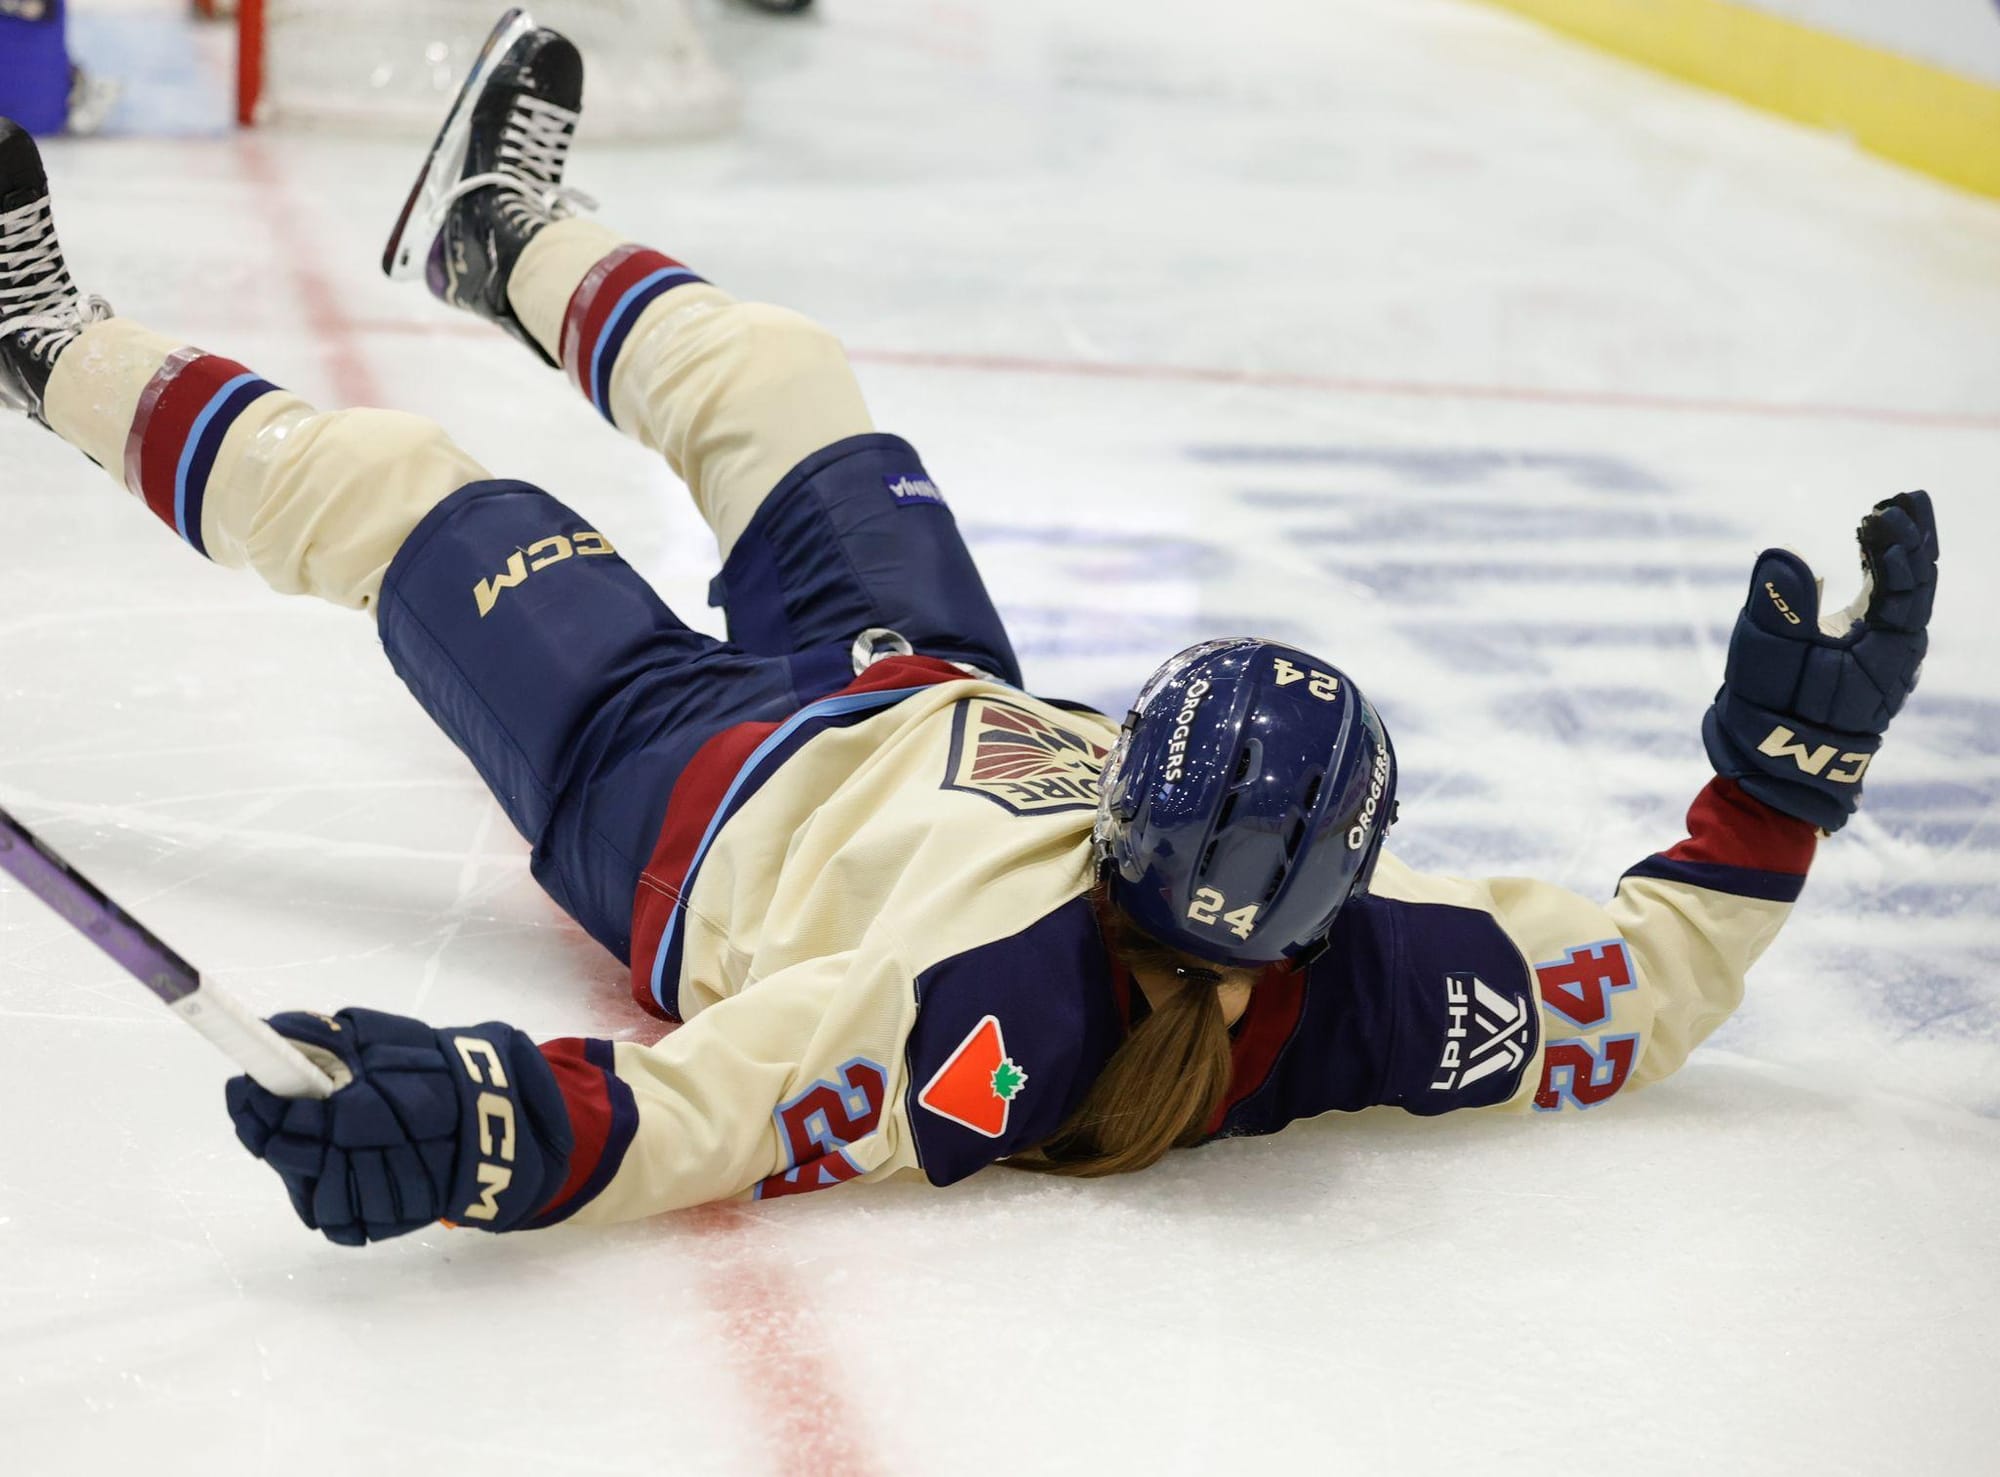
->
[917, 1015, 1027, 1138]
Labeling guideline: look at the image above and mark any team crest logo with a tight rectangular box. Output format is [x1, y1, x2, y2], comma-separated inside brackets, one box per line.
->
[942, 699, 1106, 816]
[918, 1015, 1028, 1138]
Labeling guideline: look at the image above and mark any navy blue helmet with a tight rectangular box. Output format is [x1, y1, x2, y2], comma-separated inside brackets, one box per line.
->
[1095, 638, 1398, 965]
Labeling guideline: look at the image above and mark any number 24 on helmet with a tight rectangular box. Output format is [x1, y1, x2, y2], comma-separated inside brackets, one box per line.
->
[1094, 638, 1399, 966]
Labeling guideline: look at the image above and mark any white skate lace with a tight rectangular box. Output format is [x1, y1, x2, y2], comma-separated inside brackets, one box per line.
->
[442, 94, 597, 231]
[0, 195, 111, 360]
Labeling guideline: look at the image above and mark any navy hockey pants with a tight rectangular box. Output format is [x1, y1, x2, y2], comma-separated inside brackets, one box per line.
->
[376, 433, 1021, 964]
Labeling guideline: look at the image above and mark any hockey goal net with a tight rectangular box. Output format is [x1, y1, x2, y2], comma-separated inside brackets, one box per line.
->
[235, 0, 739, 139]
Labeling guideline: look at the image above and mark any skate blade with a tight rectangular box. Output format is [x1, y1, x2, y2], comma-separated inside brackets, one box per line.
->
[380, 7, 539, 281]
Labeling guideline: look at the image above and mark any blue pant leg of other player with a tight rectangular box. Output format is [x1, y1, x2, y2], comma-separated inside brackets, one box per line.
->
[0, 2, 72, 137]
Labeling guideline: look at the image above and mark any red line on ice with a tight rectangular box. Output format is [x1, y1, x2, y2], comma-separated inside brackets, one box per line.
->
[844, 347, 2000, 432]
[226, 151, 878, 1477]
[334, 319, 2000, 431]
[688, 1204, 882, 1477]
[235, 140, 384, 407]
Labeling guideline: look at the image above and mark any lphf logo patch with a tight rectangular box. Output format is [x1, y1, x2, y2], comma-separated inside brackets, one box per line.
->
[917, 1015, 1027, 1138]
[943, 699, 1106, 816]
[1429, 972, 1534, 1093]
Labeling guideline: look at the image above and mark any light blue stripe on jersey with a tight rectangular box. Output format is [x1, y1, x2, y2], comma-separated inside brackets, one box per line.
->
[646, 684, 938, 1013]
[173, 372, 260, 546]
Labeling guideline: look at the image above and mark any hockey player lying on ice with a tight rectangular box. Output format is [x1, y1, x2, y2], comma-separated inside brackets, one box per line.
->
[0, 11, 1940, 1246]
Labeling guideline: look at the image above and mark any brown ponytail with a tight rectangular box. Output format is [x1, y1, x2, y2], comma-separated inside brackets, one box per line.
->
[1009, 916, 1236, 1179]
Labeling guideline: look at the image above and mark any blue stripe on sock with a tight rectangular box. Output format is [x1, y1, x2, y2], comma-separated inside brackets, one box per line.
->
[588, 267, 704, 420]
[173, 374, 272, 556]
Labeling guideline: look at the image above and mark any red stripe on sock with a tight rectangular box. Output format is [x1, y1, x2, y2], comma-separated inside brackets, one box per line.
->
[1664, 776, 1818, 875]
[122, 351, 256, 533]
[557, 244, 691, 401]
[121, 347, 205, 511]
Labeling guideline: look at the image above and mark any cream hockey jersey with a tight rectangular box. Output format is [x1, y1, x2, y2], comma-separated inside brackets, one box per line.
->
[520, 655, 1817, 1227]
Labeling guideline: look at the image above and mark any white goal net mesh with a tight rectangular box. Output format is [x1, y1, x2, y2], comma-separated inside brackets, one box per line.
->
[255, 0, 740, 140]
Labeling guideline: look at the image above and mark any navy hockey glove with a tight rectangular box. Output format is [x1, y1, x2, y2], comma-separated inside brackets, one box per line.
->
[1703, 491, 1937, 832]
[225, 1007, 573, 1247]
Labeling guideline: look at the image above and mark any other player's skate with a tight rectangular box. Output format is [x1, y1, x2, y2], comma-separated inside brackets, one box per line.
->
[0, 117, 111, 426]
[380, 7, 593, 364]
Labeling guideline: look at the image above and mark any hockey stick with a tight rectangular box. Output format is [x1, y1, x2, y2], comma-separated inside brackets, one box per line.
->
[0, 805, 335, 1099]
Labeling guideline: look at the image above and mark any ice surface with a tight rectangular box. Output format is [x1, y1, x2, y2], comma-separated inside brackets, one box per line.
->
[4, 1, 1997, 1473]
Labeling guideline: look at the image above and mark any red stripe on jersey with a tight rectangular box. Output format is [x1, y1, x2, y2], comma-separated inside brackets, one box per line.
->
[123, 350, 252, 530]
[1664, 776, 1817, 874]
[1207, 963, 1307, 1136]
[628, 715, 785, 1020]
[535, 1038, 616, 1215]
[838, 654, 982, 695]
[626, 654, 974, 1018]
[528, 1037, 640, 1226]
[558, 244, 690, 397]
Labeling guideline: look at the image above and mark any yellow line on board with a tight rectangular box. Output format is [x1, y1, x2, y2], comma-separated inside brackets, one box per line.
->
[1474, 0, 2000, 200]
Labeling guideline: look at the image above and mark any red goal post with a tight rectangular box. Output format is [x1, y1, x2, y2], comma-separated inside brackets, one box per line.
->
[230, 0, 739, 136]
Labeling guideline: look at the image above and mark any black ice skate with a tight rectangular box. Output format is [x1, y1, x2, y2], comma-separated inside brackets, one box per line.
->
[381, 8, 591, 365]
[0, 117, 112, 426]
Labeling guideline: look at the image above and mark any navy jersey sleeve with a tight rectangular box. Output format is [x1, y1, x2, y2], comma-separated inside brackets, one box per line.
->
[1214, 896, 1540, 1137]
[901, 897, 1127, 1185]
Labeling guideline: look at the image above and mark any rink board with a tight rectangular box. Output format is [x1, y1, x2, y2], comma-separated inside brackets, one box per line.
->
[1478, 0, 2000, 198]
